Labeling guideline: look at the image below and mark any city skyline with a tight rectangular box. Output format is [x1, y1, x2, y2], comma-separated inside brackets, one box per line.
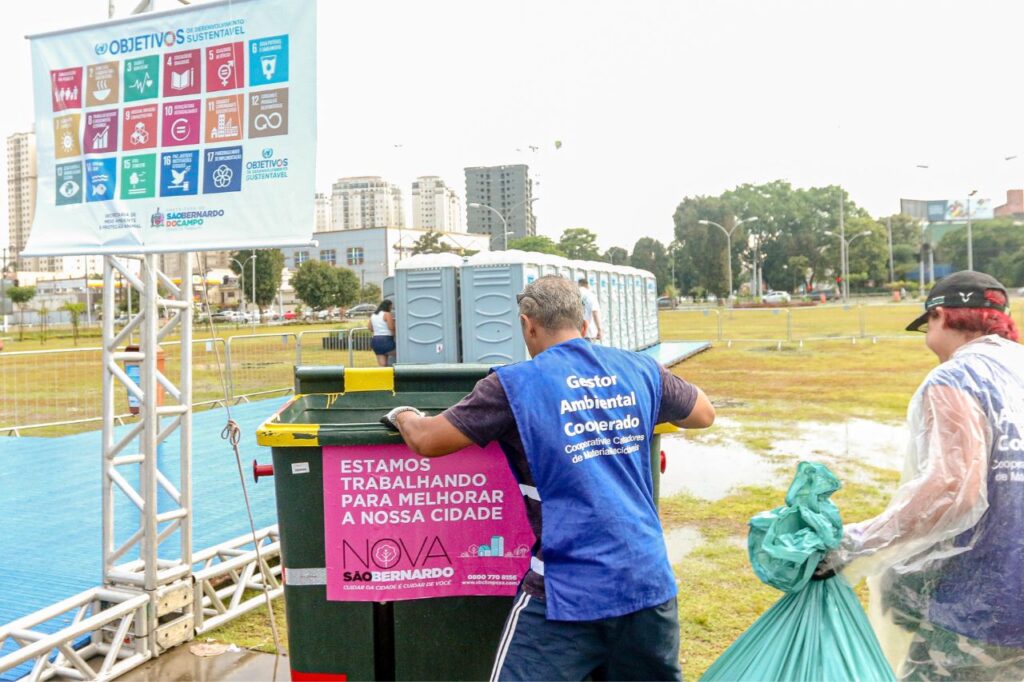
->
[4, 1, 1024, 254]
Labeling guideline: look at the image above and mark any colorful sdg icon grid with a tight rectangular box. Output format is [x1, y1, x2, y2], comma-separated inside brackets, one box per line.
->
[50, 33, 290, 207]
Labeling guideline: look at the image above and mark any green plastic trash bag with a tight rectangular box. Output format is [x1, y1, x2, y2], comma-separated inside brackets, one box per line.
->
[701, 462, 895, 682]
[748, 461, 843, 593]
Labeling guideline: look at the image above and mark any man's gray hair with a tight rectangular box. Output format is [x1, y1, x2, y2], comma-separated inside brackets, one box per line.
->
[519, 275, 584, 332]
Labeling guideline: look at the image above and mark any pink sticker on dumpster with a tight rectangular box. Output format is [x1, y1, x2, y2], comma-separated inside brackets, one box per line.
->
[323, 443, 533, 601]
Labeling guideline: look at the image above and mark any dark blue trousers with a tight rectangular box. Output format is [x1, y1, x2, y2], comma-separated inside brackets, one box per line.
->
[491, 591, 683, 681]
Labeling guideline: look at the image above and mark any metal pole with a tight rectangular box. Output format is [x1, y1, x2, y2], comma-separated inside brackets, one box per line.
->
[1, 247, 6, 333]
[179, 252, 193, 573]
[142, 254, 159, 593]
[919, 222, 927, 297]
[251, 252, 256, 332]
[726, 231, 733, 300]
[887, 216, 894, 283]
[966, 193, 974, 271]
[839, 193, 847, 301]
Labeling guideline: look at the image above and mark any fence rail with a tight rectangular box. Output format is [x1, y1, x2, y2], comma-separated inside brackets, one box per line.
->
[0, 328, 381, 436]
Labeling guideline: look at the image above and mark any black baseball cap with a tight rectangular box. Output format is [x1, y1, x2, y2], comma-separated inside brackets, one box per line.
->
[906, 270, 1010, 332]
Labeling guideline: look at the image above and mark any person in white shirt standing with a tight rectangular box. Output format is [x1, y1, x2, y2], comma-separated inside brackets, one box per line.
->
[578, 278, 602, 343]
[367, 299, 396, 366]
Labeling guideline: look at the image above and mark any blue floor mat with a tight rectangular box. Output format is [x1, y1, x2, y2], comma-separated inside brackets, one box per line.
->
[641, 341, 711, 366]
[0, 399, 285, 680]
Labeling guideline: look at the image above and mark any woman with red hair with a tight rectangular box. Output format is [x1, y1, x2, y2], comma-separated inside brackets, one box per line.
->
[823, 271, 1024, 679]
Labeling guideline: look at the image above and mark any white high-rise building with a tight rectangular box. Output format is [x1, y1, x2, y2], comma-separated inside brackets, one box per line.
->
[412, 176, 463, 232]
[330, 176, 405, 230]
[6, 132, 49, 271]
[315, 192, 332, 233]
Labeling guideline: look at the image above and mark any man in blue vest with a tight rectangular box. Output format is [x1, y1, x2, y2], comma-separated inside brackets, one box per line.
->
[823, 271, 1024, 679]
[382, 275, 715, 681]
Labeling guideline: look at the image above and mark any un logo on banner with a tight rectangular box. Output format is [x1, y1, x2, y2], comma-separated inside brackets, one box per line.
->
[262, 148, 273, 159]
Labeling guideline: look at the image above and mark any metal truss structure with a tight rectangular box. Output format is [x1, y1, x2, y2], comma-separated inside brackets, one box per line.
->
[100, 254, 195, 659]
[193, 527, 282, 635]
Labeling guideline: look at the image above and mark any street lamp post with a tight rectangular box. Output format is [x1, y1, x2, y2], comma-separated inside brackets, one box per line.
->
[698, 216, 758, 301]
[469, 198, 539, 251]
[230, 253, 257, 331]
[966, 189, 978, 271]
[824, 229, 871, 301]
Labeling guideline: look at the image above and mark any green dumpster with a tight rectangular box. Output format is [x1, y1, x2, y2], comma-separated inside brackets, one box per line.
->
[256, 364, 672, 681]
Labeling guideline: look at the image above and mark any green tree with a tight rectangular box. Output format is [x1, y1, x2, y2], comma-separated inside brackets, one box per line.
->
[231, 249, 285, 309]
[290, 261, 337, 312]
[937, 218, 1024, 286]
[629, 238, 670, 292]
[507, 235, 565, 256]
[6, 285, 35, 341]
[672, 181, 882, 296]
[359, 283, 382, 303]
[411, 231, 456, 255]
[62, 301, 87, 346]
[558, 228, 601, 260]
[335, 268, 361, 308]
[290, 261, 360, 312]
[38, 303, 50, 344]
[603, 246, 629, 265]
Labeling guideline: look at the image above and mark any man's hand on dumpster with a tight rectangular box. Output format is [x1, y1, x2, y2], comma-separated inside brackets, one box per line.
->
[381, 406, 425, 432]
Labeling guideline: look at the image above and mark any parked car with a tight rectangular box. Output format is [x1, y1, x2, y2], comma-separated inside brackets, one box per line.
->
[212, 310, 247, 323]
[345, 303, 377, 319]
[762, 290, 792, 304]
[656, 296, 676, 309]
[283, 310, 297, 321]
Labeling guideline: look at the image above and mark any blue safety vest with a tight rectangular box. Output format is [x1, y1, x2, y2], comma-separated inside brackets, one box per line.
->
[495, 338, 676, 621]
[927, 347, 1024, 647]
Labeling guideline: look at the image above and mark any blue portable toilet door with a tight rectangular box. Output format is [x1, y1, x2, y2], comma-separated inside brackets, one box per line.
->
[395, 254, 463, 364]
[459, 260, 534, 365]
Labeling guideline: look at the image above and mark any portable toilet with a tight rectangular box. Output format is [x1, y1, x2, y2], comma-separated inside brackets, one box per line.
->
[382, 275, 395, 304]
[395, 253, 464, 364]
[571, 260, 600, 339]
[629, 266, 648, 350]
[608, 270, 624, 348]
[622, 266, 640, 351]
[530, 252, 558, 278]
[581, 260, 610, 346]
[459, 250, 542, 364]
[642, 269, 659, 348]
[557, 257, 574, 281]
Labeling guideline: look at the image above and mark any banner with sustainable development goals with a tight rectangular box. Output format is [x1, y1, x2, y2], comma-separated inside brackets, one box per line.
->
[24, 0, 315, 257]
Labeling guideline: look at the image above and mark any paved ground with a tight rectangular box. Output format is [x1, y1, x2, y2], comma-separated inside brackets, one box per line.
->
[120, 645, 289, 682]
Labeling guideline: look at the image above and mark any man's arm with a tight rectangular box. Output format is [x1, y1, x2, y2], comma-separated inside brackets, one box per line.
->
[673, 387, 714, 429]
[393, 412, 474, 457]
[592, 308, 603, 340]
[384, 374, 515, 458]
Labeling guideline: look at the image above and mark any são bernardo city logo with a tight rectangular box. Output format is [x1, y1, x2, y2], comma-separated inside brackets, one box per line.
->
[150, 207, 224, 229]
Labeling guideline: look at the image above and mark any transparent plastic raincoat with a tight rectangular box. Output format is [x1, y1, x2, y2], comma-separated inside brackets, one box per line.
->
[833, 335, 1024, 678]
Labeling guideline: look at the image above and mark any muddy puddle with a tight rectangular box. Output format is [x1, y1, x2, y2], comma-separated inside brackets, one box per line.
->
[663, 526, 703, 565]
[659, 418, 906, 500]
[660, 436, 779, 500]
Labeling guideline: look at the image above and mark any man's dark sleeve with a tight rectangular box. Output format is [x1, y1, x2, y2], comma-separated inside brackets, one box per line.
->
[442, 373, 516, 448]
[657, 366, 699, 424]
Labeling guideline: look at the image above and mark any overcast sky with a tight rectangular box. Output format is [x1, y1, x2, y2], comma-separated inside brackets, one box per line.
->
[5, 0, 1024, 252]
